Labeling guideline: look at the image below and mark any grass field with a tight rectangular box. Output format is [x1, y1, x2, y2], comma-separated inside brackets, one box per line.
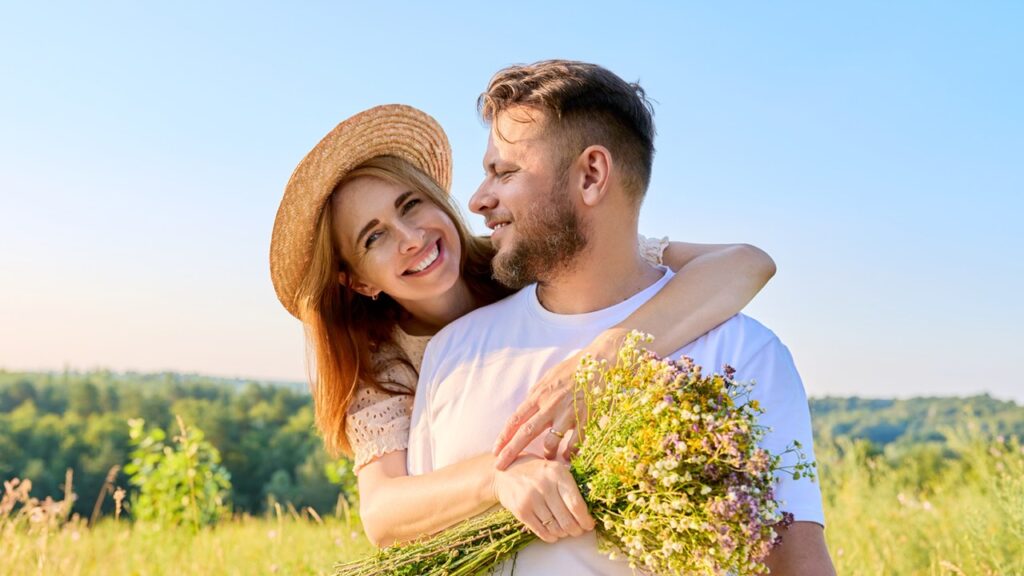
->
[3, 436, 1022, 576]
[1, 508, 374, 576]
[818, 435, 1024, 576]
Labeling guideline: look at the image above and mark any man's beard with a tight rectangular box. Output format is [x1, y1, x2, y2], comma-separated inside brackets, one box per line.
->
[491, 182, 589, 290]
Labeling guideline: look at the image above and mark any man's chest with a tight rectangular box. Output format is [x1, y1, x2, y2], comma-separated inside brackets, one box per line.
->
[428, 346, 573, 468]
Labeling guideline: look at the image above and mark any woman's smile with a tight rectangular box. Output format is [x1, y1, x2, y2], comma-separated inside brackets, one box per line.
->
[403, 239, 444, 277]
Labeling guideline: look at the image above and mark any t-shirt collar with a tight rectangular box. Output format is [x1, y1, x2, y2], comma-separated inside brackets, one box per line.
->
[524, 266, 673, 327]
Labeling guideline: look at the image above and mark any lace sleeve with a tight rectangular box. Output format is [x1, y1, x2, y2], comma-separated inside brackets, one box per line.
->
[638, 233, 670, 265]
[344, 328, 431, 473]
[346, 384, 414, 473]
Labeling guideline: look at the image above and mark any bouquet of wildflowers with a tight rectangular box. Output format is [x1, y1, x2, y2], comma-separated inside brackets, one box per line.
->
[335, 331, 815, 576]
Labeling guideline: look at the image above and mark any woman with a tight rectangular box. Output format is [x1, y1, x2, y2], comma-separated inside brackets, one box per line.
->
[270, 105, 776, 546]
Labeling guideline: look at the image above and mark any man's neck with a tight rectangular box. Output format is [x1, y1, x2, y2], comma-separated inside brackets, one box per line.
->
[535, 231, 663, 315]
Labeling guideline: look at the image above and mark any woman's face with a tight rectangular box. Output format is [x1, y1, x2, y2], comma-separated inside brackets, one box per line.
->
[330, 176, 462, 303]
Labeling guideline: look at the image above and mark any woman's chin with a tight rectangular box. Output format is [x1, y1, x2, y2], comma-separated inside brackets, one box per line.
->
[395, 268, 460, 303]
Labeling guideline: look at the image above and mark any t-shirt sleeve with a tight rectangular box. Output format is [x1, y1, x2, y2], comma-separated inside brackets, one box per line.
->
[406, 341, 438, 476]
[739, 338, 825, 527]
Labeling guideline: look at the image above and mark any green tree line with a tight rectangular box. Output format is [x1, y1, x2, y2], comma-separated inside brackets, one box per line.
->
[0, 370, 346, 518]
[811, 395, 1024, 446]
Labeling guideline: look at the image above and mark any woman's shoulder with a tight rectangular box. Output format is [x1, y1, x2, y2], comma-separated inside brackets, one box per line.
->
[350, 325, 430, 397]
[390, 324, 432, 369]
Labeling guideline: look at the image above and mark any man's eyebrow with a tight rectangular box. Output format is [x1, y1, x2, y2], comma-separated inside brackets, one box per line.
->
[485, 160, 511, 175]
[354, 191, 415, 246]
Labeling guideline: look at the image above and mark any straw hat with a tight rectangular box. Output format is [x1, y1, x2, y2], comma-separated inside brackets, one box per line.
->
[270, 104, 452, 319]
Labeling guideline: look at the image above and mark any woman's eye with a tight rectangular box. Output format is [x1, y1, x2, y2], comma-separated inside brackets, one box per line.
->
[401, 198, 422, 214]
[364, 230, 383, 249]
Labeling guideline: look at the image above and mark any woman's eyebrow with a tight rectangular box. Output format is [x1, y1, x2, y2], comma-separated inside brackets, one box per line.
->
[393, 191, 413, 208]
[354, 218, 380, 246]
[354, 191, 416, 246]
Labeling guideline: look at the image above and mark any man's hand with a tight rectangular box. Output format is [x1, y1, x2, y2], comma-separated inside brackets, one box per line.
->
[763, 521, 836, 576]
[492, 330, 626, 470]
[492, 455, 595, 543]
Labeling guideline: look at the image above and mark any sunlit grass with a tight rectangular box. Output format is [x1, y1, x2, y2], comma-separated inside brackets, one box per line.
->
[820, 433, 1024, 576]
[3, 433, 1023, 576]
[1, 495, 373, 576]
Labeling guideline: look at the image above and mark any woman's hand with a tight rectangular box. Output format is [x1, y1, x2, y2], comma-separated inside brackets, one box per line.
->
[492, 455, 595, 543]
[492, 328, 625, 471]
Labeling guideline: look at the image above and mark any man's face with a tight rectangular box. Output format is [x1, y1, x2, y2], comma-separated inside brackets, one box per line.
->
[469, 108, 589, 289]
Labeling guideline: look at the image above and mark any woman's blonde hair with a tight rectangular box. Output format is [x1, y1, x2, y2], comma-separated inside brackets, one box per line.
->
[293, 155, 510, 456]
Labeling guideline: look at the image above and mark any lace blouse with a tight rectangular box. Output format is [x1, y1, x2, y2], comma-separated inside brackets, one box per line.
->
[345, 234, 670, 471]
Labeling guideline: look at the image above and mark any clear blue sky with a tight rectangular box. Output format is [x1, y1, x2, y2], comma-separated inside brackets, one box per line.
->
[1, 1, 1021, 401]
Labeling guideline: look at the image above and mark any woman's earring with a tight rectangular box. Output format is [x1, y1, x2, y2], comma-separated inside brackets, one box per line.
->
[371, 293, 379, 301]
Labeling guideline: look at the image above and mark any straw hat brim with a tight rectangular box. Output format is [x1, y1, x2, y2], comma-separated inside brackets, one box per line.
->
[270, 104, 452, 319]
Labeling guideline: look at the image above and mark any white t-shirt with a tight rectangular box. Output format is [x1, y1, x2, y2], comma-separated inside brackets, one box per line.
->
[408, 267, 824, 575]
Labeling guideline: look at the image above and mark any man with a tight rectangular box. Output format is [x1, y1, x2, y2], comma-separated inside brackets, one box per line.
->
[408, 60, 835, 575]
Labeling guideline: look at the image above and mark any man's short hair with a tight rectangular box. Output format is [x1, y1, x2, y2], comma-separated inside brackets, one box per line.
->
[478, 60, 656, 201]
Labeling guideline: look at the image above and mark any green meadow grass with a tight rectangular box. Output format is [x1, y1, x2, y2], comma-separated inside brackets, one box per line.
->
[1, 513, 373, 576]
[820, 435, 1024, 576]
[3, 436, 1022, 576]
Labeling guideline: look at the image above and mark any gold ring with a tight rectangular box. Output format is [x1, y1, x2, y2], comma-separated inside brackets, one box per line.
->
[541, 518, 554, 526]
[548, 427, 566, 439]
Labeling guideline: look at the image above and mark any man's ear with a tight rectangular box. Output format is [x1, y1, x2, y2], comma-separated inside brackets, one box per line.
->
[574, 145, 612, 207]
[338, 271, 380, 300]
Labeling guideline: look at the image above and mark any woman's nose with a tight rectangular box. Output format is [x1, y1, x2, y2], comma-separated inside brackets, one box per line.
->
[395, 221, 425, 253]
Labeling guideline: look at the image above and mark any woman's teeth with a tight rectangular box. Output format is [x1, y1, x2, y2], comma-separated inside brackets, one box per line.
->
[407, 242, 440, 274]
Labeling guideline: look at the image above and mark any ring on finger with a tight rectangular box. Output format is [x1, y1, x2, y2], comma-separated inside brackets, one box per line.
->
[548, 427, 565, 439]
[541, 517, 555, 526]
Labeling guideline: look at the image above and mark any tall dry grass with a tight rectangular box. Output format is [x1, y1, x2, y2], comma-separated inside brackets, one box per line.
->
[820, 433, 1024, 576]
[3, 433, 1022, 575]
[0, 473, 372, 576]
